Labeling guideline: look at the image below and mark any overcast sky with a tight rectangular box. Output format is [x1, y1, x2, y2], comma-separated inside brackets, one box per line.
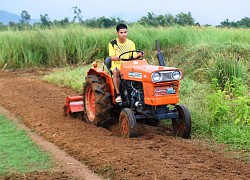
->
[1, 0, 250, 25]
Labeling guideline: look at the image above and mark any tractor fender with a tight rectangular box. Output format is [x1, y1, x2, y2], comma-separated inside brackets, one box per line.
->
[87, 67, 116, 103]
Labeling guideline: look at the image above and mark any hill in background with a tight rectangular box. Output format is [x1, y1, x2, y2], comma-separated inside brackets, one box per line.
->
[0, 10, 20, 24]
[0, 10, 39, 24]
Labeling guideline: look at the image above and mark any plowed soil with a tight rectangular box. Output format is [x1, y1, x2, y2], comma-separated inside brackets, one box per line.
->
[0, 69, 249, 180]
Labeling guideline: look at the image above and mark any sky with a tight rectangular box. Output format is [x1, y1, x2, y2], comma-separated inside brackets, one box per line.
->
[0, 0, 250, 25]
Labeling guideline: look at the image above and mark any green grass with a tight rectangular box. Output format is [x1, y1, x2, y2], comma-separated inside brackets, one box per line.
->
[1, 25, 250, 71]
[211, 123, 250, 150]
[42, 65, 92, 92]
[180, 77, 250, 149]
[179, 78, 211, 134]
[0, 25, 113, 68]
[0, 115, 53, 176]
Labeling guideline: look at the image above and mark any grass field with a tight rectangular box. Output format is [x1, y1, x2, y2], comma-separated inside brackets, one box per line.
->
[0, 115, 53, 176]
[1, 25, 250, 69]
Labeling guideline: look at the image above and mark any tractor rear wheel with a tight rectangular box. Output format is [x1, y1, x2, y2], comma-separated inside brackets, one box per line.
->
[119, 108, 137, 138]
[83, 75, 112, 126]
[172, 104, 191, 139]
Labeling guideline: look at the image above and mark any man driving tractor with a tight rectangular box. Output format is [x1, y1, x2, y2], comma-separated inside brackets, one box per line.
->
[105, 23, 143, 103]
[64, 24, 191, 138]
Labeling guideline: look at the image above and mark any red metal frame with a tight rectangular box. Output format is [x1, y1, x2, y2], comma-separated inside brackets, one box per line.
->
[63, 96, 84, 116]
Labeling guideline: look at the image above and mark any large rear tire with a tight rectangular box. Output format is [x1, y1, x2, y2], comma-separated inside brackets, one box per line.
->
[83, 75, 112, 126]
[119, 108, 137, 138]
[172, 104, 191, 139]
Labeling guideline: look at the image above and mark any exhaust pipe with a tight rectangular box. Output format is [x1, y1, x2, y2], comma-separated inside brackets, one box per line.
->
[155, 40, 166, 66]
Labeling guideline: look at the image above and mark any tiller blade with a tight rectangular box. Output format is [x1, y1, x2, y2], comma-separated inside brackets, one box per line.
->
[63, 96, 84, 116]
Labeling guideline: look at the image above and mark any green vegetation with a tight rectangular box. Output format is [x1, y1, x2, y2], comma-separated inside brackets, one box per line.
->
[181, 77, 249, 148]
[220, 17, 250, 28]
[1, 25, 250, 69]
[0, 115, 53, 176]
[0, 25, 112, 68]
[0, 26, 249, 156]
[0, 10, 196, 30]
[42, 65, 91, 91]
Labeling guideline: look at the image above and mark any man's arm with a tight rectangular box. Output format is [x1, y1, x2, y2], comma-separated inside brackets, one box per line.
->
[110, 56, 120, 61]
[131, 40, 143, 59]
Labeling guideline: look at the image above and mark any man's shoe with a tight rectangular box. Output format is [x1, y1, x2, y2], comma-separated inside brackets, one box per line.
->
[115, 96, 122, 103]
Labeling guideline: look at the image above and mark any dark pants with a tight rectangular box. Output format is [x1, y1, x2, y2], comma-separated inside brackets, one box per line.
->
[104, 57, 111, 71]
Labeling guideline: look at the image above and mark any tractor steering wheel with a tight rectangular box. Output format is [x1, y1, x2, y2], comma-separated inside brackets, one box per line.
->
[119, 50, 144, 61]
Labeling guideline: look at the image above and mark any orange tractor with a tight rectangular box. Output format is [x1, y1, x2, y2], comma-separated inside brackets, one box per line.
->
[64, 41, 191, 138]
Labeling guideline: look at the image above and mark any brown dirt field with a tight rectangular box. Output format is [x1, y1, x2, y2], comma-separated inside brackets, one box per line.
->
[0, 69, 249, 180]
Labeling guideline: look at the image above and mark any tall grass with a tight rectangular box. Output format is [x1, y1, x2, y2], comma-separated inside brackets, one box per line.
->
[0, 25, 113, 68]
[207, 54, 247, 90]
[1, 25, 250, 71]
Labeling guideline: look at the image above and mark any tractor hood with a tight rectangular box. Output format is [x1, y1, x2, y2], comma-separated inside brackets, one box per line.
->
[120, 59, 183, 82]
[121, 60, 180, 73]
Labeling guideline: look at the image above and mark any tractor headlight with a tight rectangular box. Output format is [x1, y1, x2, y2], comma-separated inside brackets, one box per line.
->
[172, 71, 182, 80]
[152, 72, 161, 82]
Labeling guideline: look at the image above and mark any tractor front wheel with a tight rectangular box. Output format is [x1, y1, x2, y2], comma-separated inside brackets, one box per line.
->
[172, 104, 191, 139]
[119, 108, 137, 138]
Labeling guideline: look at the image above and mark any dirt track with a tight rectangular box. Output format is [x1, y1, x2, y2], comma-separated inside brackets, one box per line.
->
[0, 70, 249, 180]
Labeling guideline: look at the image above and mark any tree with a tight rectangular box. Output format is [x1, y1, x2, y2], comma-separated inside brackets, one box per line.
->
[138, 12, 196, 27]
[20, 10, 30, 24]
[237, 17, 250, 27]
[53, 17, 70, 27]
[40, 14, 51, 27]
[139, 12, 158, 26]
[0, 22, 7, 31]
[84, 16, 124, 28]
[72, 6, 83, 23]
[164, 14, 176, 26]
[9, 22, 16, 27]
[155, 15, 167, 26]
[97, 17, 117, 28]
[175, 12, 195, 26]
[220, 17, 250, 28]
[220, 19, 231, 27]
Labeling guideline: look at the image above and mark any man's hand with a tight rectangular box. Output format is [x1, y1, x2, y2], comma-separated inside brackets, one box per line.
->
[136, 52, 144, 59]
[139, 52, 144, 57]
[111, 56, 120, 61]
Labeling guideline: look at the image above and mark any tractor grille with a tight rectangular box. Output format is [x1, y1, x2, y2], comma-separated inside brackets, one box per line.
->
[154, 84, 178, 96]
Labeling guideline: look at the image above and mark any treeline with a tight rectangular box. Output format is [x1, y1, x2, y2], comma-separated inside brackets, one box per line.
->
[220, 17, 250, 28]
[0, 7, 250, 31]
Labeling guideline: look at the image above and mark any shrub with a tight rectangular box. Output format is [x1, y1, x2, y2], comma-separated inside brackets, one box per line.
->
[207, 90, 231, 124]
[208, 54, 247, 90]
[234, 96, 250, 125]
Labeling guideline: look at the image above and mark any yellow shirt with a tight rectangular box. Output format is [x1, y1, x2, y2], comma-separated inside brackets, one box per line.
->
[109, 38, 136, 71]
